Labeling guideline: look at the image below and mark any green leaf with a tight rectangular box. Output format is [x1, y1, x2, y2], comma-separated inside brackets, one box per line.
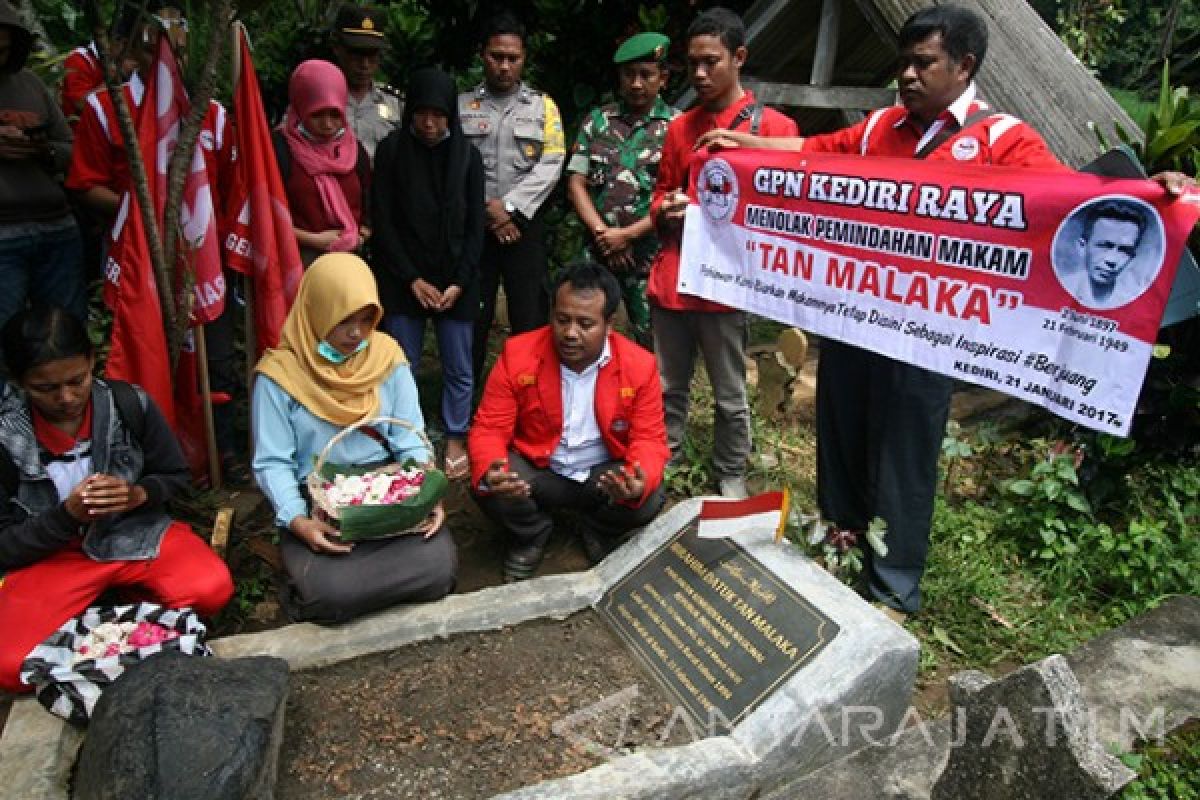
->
[1146, 120, 1200, 165]
[1066, 492, 1092, 514]
[1007, 479, 1035, 496]
[931, 625, 965, 656]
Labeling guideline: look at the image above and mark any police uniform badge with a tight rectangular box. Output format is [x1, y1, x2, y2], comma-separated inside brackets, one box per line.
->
[524, 143, 537, 158]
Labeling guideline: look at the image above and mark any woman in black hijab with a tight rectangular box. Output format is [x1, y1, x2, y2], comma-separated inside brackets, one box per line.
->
[372, 67, 485, 480]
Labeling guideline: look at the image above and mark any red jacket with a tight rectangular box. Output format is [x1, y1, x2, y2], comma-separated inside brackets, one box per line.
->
[468, 327, 670, 506]
[648, 90, 799, 311]
[803, 98, 1062, 168]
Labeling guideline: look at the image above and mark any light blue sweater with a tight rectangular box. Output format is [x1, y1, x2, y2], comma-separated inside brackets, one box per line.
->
[252, 366, 430, 529]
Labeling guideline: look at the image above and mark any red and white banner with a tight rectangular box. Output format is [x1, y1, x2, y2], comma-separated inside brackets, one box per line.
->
[104, 37, 220, 479]
[224, 24, 304, 356]
[679, 150, 1200, 435]
[146, 35, 224, 325]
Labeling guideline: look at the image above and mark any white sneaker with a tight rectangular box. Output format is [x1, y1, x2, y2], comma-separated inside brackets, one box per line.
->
[717, 477, 749, 499]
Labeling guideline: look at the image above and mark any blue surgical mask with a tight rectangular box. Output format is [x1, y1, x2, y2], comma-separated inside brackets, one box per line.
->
[317, 339, 367, 364]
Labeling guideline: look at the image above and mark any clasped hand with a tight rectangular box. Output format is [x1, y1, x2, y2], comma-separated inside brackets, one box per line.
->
[290, 501, 446, 555]
[411, 279, 463, 312]
[65, 474, 148, 521]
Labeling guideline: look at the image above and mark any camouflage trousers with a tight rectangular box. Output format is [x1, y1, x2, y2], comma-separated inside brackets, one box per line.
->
[583, 248, 653, 349]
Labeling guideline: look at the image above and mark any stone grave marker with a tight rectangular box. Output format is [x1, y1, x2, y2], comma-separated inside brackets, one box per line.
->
[598, 519, 839, 730]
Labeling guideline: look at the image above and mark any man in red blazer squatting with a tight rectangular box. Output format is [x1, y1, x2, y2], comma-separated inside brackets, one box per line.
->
[469, 261, 670, 581]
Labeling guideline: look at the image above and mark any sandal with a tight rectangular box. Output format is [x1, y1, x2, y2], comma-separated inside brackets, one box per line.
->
[443, 439, 470, 481]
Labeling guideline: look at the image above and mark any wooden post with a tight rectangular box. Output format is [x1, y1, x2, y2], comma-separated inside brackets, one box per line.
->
[210, 507, 234, 559]
[810, 0, 842, 87]
[232, 22, 258, 464]
[193, 326, 223, 490]
[244, 280, 257, 461]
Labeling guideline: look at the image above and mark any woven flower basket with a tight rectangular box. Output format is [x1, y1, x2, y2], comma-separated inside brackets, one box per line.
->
[305, 416, 448, 542]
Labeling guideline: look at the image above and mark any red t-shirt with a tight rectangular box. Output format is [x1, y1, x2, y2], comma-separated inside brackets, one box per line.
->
[648, 91, 799, 311]
[65, 74, 235, 200]
[60, 45, 102, 126]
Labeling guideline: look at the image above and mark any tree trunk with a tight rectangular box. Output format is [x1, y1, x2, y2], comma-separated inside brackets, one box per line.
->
[93, 37, 177, 345]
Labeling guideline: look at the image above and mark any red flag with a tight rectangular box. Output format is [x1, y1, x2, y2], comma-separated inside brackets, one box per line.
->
[104, 38, 214, 480]
[146, 35, 225, 325]
[225, 24, 303, 356]
[104, 192, 176, 428]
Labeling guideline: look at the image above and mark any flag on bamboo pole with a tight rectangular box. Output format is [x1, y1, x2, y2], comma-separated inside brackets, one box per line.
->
[148, 34, 217, 480]
[104, 191, 176, 428]
[147, 33, 226, 325]
[224, 23, 303, 356]
[104, 35, 217, 479]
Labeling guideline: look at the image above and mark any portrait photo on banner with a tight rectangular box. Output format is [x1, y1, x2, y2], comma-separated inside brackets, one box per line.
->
[1050, 194, 1166, 311]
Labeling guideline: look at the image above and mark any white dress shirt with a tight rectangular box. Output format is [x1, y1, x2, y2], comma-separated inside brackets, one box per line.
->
[550, 339, 613, 481]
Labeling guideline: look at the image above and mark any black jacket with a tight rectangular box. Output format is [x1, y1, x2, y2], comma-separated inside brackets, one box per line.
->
[371, 67, 485, 321]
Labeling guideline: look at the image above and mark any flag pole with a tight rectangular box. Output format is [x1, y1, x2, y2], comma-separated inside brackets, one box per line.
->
[232, 21, 258, 460]
[193, 324, 223, 490]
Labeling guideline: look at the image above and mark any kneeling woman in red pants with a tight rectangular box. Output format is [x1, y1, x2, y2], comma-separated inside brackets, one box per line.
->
[0, 306, 233, 693]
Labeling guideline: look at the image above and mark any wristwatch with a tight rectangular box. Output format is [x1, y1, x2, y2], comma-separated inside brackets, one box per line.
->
[503, 200, 516, 215]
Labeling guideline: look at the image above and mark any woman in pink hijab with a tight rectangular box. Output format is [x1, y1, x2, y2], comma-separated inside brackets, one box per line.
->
[275, 59, 371, 265]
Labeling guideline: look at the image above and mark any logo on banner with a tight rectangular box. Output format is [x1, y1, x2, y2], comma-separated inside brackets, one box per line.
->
[951, 137, 980, 161]
[698, 158, 739, 223]
[1050, 194, 1166, 311]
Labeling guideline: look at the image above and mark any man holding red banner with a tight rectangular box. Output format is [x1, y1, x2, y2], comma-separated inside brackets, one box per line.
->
[66, 3, 240, 483]
[650, 7, 798, 501]
[699, 4, 1194, 621]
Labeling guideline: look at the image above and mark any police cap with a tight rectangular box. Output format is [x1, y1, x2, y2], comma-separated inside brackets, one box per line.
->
[334, 5, 387, 50]
[613, 32, 669, 65]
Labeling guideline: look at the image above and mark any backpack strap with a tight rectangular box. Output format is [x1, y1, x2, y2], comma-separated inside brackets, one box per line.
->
[915, 109, 995, 160]
[0, 446, 15, 499]
[107, 380, 146, 442]
[680, 101, 765, 190]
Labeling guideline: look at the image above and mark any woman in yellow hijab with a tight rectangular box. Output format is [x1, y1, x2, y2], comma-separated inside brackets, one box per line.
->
[252, 254, 456, 623]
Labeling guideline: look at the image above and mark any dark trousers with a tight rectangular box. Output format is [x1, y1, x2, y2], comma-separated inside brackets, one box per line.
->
[473, 218, 548, 380]
[278, 526, 457, 624]
[477, 451, 666, 550]
[816, 339, 953, 613]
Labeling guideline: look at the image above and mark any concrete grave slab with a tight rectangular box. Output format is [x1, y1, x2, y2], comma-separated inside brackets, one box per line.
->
[930, 656, 1136, 800]
[0, 499, 917, 799]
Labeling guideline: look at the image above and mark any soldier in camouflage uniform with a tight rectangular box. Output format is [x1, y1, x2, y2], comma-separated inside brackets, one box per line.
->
[566, 32, 677, 348]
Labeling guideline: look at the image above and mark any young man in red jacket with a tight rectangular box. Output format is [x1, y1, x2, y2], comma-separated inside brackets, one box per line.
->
[649, 7, 798, 500]
[469, 262, 670, 581]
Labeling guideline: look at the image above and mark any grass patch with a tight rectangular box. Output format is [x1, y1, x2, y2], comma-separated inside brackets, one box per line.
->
[1118, 720, 1200, 800]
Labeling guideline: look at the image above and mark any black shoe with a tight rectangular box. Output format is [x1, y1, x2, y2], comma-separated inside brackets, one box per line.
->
[503, 542, 545, 582]
[579, 528, 613, 566]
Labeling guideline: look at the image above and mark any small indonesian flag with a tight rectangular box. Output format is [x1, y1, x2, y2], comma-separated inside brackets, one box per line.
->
[697, 490, 790, 541]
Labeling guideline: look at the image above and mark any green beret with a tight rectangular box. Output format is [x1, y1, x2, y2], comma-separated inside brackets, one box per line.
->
[613, 32, 670, 65]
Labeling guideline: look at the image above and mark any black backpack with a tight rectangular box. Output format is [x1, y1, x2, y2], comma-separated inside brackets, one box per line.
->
[0, 380, 145, 497]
